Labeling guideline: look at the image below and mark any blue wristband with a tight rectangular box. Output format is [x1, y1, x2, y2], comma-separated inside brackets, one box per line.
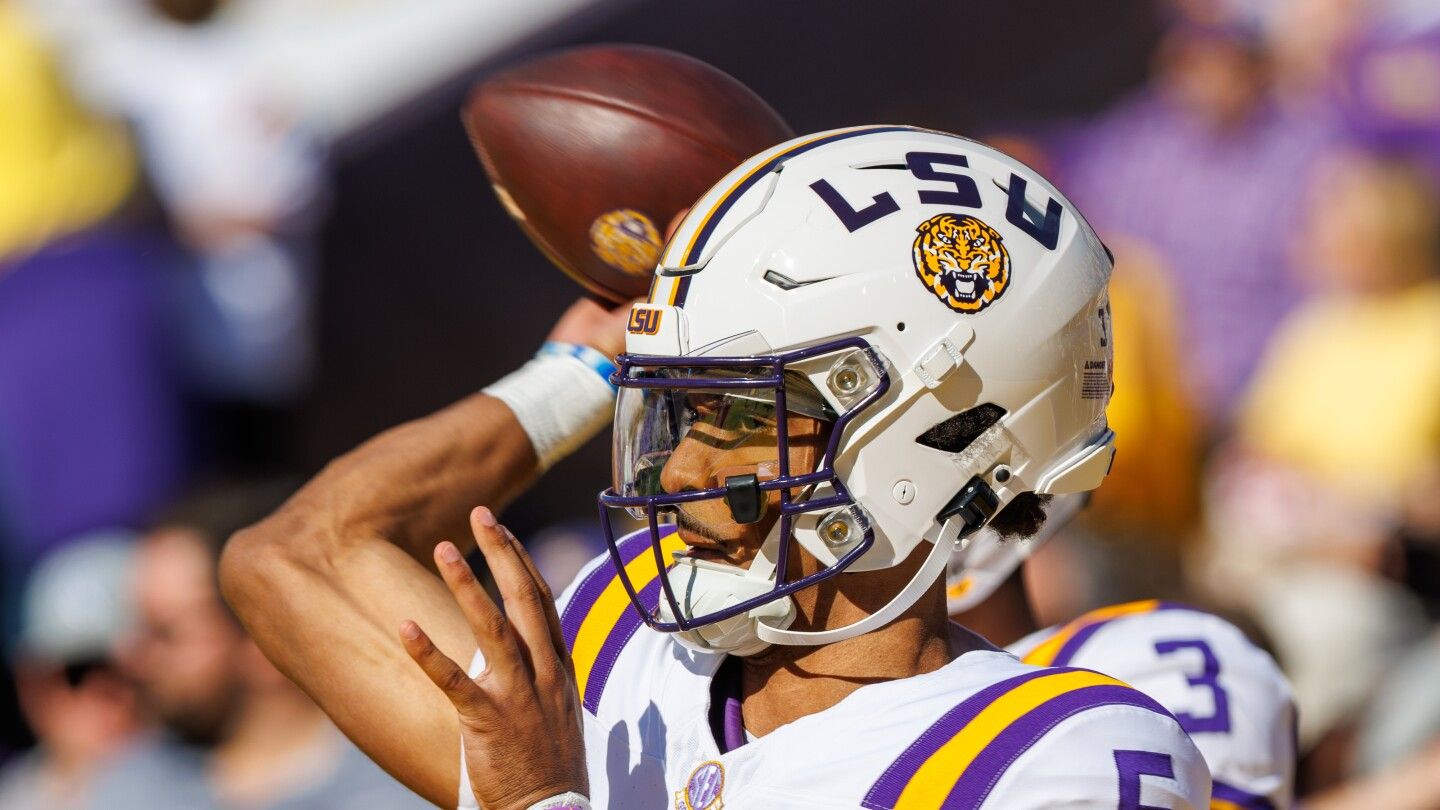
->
[537, 342, 619, 392]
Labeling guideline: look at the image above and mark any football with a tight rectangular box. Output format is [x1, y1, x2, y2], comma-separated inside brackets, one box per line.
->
[463, 44, 794, 303]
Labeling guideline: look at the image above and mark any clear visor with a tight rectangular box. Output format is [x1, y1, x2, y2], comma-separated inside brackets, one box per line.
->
[612, 367, 835, 519]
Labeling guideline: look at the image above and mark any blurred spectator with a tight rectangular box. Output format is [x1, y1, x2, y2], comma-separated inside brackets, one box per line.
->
[0, 532, 142, 810]
[1056, 13, 1340, 421]
[1261, 0, 1369, 105]
[0, 1, 186, 596]
[1199, 152, 1440, 753]
[23, 0, 326, 403]
[1264, 0, 1440, 179]
[1239, 154, 1440, 511]
[1353, 629, 1440, 776]
[87, 483, 426, 810]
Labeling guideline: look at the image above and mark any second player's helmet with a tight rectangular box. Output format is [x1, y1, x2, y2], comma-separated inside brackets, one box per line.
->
[598, 126, 1115, 655]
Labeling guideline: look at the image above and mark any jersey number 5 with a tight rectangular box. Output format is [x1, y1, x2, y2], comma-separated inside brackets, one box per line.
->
[1154, 638, 1232, 734]
[1114, 750, 1174, 810]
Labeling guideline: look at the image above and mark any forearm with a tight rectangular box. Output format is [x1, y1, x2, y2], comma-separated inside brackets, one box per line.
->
[1303, 741, 1440, 810]
[274, 391, 538, 565]
[216, 392, 539, 804]
[219, 300, 626, 805]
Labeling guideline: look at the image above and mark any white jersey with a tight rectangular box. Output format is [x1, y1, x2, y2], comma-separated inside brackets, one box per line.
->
[465, 528, 1210, 809]
[1009, 602, 1296, 810]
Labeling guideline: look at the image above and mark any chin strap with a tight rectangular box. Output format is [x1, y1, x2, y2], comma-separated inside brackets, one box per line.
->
[753, 515, 965, 647]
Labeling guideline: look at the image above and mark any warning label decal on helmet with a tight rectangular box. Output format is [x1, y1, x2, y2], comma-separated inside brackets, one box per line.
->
[911, 214, 1011, 314]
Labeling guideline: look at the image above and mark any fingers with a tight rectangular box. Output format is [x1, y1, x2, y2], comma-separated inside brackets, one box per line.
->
[432, 538, 525, 679]
[399, 620, 483, 713]
[469, 508, 564, 680]
[502, 521, 573, 678]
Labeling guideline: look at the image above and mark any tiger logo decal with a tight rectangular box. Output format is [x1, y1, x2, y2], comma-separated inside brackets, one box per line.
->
[912, 213, 1011, 313]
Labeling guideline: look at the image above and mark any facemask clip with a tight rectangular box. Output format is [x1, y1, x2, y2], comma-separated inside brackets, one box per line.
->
[936, 476, 999, 539]
[724, 473, 763, 524]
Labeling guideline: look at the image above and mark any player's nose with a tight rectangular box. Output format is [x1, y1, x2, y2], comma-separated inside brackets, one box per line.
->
[659, 437, 711, 495]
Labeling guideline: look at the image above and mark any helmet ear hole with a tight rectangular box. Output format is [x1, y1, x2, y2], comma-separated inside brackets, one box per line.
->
[915, 403, 1006, 453]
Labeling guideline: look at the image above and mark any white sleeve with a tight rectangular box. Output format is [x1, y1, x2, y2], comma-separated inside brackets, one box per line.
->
[456, 649, 486, 810]
[980, 703, 1211, 809]
[1054, 612, 1295, 808]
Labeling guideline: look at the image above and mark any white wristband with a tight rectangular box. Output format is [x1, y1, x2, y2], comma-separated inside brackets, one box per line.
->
[527, 792, 591, 810]
[483, 347, 616, 471]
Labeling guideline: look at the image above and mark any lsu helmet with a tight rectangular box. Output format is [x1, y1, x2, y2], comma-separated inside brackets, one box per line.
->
[599, 126, 1116, 655]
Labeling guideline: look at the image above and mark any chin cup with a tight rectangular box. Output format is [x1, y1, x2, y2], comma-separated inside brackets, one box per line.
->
[657, 555, 795, 657]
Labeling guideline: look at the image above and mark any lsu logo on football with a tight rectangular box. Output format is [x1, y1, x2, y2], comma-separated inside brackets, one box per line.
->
[912, 213, 1011, 314]
[627, 307, 663, 335]
[589, 209, 662, 277]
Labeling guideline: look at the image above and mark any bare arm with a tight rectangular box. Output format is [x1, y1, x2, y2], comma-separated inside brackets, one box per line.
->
[219, 299, 628, 806]
[220, 392, 537, 805]
[1303, 741, 1440, 810]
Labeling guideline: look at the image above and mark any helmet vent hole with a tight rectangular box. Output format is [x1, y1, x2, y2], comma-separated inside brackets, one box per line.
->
[896, 322, 906, 332]
[915, 403, 1006, 453]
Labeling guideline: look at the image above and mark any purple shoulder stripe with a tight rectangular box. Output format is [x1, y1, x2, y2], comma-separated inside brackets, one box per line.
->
[861, 669, 1053, 810]
[1212, 780, 1277, 810]
[942, 683, 1172, 810]
[559, 527, 660, 651]
[580, 574, 664, 714]
[1050, 601, 1192, 667]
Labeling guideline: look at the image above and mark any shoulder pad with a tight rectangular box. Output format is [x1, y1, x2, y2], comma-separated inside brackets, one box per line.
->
[558, 525, 685, 714]
[862, 667, 1173, 809]
[1022, 600, 1197, 666]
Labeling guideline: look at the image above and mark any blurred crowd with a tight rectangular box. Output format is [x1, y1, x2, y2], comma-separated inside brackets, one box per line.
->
[1010, 0, 1440, 801]
[2, 0, 1439, 806]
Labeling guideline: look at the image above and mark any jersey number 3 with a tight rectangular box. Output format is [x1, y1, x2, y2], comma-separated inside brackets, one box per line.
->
[1154, 638, 1232, 734]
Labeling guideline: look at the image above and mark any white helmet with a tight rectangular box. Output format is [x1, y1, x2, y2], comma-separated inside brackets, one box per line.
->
[599, 125, 1115, 655]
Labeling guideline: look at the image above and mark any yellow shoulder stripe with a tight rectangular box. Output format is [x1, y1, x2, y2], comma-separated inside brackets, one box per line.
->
[1021, 599, 1163, 666]
[893, 669, 1126, 809]
[570, 531, 686, 699]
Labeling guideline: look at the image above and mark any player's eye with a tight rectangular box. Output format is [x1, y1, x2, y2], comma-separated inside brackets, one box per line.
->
[685, 393, 724, 419]
[737, 411, 776, 432]
[721, 399, 777, 433]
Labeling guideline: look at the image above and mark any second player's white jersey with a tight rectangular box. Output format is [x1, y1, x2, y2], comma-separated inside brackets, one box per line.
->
[460, 528, 1211, 810]
[1009, 602, 1296, 810]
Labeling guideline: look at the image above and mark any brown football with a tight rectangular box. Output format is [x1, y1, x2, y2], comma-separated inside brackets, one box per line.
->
[463, 44, 794, 303]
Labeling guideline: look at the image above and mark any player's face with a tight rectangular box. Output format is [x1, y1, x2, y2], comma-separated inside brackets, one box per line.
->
[658, 393, 830, 567]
